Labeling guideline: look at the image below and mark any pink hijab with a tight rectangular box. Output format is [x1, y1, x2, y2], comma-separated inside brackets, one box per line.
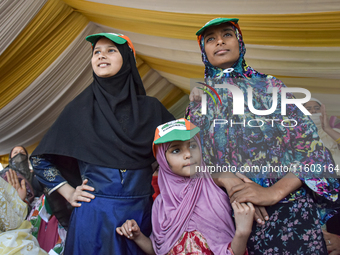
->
[150, 135, 235, 255]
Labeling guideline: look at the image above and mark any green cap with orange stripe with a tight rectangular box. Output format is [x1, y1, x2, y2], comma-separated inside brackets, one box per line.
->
[86, 32, 136, 58]
[153, 118, 200, 157]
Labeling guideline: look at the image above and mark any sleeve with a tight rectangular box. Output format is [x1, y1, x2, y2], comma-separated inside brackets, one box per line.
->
[272, 79, 339, 198]
[30, 155, 67, 195]
[0, 177, 28, 232]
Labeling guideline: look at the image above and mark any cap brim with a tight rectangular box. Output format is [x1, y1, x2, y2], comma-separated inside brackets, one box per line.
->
[154, 127, 200, 145]
[86, 33, 127, 46]
[196, 18, 239, 36]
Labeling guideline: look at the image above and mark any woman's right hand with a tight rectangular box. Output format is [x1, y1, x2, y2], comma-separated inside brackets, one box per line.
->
[6, 169, 26, 201]
[69, 179, 95, 207]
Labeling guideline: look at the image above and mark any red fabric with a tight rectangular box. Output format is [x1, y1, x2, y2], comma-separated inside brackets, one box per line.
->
[169, 231, 213, 255]
[152, 175, 160, 201]
[37, 215, 59, 252]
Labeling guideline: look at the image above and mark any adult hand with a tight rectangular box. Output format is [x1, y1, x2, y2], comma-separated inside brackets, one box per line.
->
[323, 230, 340, 255]
[69, 179, 95, 207]
[189, 86, 203, 102]
[6, 169, 26, 201]
[320, 104, 332, 132]
[229, 173, 276, 206]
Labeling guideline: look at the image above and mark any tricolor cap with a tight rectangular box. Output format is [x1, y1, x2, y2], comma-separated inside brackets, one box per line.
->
[153, 118, 200, 157]
[86, 32, 136, 58]
[196, 18, 239, 36]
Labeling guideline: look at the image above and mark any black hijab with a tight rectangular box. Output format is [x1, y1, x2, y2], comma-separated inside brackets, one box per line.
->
[32, 40, 174, 170]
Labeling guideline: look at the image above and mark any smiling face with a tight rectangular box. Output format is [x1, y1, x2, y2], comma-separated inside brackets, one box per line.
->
[304, 101, 321, 114]
[203, 23, 240, 69]
[165, 138, 201, 177]
[11, 146, 26, 158]
[91, 37, 123, 78]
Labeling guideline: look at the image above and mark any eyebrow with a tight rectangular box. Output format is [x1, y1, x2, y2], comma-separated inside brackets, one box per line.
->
[94, 45, 117, 50]
[205, 28, 234, 38]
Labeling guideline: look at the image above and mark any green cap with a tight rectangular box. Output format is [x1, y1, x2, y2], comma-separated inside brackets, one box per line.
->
[153, 119, 200, 156]
[196, 18, 239, 36]
[85, 33, 127, 46]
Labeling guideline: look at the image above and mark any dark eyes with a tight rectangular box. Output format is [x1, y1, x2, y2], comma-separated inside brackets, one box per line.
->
[94, 49, 116, 55]
[206, 33, 233, 43]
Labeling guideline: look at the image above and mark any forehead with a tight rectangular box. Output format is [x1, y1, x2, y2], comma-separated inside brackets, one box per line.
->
[304, 101, 320, 107]
[203, 23, 234, 37]
[13, 146, 24, 151]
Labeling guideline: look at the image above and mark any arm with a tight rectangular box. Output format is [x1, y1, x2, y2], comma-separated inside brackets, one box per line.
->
[0, 177, 28, 231]
[230, 201, 255, 255]
[57, 179, 95, 207]
[31, 155, 95, 207]
[116, 220, 155, 255]
[229, 173, 302, 206]
[321, 105, 340, 145]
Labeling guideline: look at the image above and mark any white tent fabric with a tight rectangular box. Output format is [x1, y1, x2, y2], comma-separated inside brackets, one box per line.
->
[90, 0, 340, 14]
[0, 0, 47, 55]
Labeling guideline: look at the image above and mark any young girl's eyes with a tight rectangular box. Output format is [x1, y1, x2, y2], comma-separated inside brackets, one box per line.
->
[93, 49, 116, 55]
[206, 37, 214, 43]
[189, 143, 198, 149]
[171, 149, 180, 154]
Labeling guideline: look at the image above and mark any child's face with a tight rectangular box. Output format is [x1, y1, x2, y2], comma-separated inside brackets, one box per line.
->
[203, 23, 240, 69]
[165, 138, 201, 177]
[91, 37, 123, 78]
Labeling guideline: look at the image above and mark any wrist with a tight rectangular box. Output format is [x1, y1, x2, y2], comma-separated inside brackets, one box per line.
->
[234, 229, 251, 239]
[267, 186, 281, 205]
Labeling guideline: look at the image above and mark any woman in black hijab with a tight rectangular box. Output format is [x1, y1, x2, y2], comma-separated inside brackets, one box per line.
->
[1, 145, 37, 204]
[30, 33, 174, 255]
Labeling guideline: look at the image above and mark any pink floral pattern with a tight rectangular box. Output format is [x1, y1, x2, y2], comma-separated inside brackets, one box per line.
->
[167, 231, 213, 255]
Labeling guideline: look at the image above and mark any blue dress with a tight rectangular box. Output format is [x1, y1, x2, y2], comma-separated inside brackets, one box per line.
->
[31, 156, 153, 255]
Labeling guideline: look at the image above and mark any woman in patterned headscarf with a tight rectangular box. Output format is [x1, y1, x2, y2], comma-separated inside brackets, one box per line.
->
[187, 18, 340, 254]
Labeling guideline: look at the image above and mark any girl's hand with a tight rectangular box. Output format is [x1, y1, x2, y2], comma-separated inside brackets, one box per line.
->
[116, 219, 141, 240]
[69, 179, 95, 207]
[189, 86, 203, 102]
[6, 169, 26, 201]
[232, 201, 255, 237]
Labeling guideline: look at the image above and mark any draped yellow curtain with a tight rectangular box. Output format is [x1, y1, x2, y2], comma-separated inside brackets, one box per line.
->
[63, 0, 340, 46]
[0, 0, 88, 109]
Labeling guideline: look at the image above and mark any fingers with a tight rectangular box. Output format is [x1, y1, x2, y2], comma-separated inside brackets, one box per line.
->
[81, 179, 95, 192]
[116, 220, 137, 239]
[7, 169, 19, 188]
[231, 201, 240, 211]
[258, 206, 269, 221]
[254, 206, 265, 225]
[235, 172, 253, 183]
[21, 179, 26, 191]
[229, 183, 245, 198]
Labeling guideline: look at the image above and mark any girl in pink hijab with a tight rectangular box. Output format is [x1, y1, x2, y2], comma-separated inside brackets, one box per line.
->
[117, 119, 253, 255]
